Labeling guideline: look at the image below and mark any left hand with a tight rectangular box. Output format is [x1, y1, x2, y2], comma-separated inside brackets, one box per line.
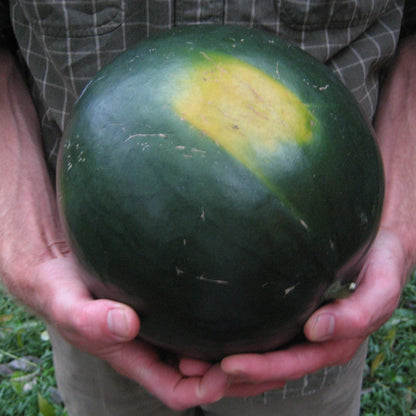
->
[223, 228, 409, 395]
[179, 228, 408, 396]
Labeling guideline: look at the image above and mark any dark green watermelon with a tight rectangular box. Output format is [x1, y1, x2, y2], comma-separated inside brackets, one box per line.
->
[57, 25, 384, 360]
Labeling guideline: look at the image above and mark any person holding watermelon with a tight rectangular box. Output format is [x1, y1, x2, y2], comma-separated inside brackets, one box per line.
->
[0, 1, 415, 415]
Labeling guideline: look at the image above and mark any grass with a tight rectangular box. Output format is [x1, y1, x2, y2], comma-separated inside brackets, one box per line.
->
[0, 292, 67, 416]
[361, 272, 416, 415]
[0, 274, 415, 416]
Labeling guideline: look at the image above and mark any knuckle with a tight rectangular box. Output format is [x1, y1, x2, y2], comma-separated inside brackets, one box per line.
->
[351, 309, 372, 334]
[336, 349, 356, 366]
[166, 398, 188, 412]
[70, 303, 101, 341]
[72, 307, 90, 333]
[287, 351, 308, 380]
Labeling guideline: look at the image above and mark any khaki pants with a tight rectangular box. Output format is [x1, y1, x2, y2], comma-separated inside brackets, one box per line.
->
[48, 326, 367, 416]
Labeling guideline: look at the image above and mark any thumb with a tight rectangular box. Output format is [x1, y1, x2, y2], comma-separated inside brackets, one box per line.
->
[304, 229, 405, 342]
[35, 258, 140, 350]
[65, 299, 141, 345]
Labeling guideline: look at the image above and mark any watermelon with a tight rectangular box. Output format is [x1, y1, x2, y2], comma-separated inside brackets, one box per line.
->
[57, 25, 384, 360]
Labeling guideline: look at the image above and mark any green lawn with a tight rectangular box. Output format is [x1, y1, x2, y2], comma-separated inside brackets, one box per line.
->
[0, 291, 66, 416]
[361, 272, 416, 415]
[0, 273, 415, 416]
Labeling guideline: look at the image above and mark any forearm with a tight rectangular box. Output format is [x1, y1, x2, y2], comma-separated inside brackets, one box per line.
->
[0, 49, 65, 300]
[1, 50, 230, 406]
[374, 34, 416, 275]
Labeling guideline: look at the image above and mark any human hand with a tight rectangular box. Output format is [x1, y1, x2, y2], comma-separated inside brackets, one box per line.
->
[177, 228, 409, 396]
[29, 254, 229, 411]
[214, 228, 408, 394]
[0, 48, 230, 411]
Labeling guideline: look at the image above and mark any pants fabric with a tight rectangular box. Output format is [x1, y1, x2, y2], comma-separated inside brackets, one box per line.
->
[48, 325, 368, 416]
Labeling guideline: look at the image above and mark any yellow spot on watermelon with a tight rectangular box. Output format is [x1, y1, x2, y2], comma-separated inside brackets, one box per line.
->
[174, 52, 314, 174]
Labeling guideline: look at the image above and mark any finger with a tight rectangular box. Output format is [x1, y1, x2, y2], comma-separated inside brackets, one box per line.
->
[221, 337, 364, 383]
[179, 357, 213, 376]
[62, 298, 140, 345]
[35, 258, 140, 350]
[36, 258, 228, 410]
[109, 340, 229, 411]
[305, 229, 405, 342]
[226, 380, 286, 397]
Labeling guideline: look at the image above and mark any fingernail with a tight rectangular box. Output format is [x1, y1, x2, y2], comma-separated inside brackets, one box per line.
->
[312, 314, 335, 341]
[107, 308, 129, 339]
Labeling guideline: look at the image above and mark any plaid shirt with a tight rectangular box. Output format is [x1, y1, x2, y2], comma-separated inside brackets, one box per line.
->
[8, 0, 404, 171]
[4, 0, 404, 401]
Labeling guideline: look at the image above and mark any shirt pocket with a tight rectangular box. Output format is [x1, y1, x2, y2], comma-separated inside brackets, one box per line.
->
[277, 0, 394, 30]
[17, 0, 124, 37]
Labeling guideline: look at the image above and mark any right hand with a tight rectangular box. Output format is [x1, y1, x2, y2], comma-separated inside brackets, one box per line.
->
[0, 48, 229, 411]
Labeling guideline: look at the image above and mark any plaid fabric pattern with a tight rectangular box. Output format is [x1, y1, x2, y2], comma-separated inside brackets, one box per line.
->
[8, 0, 404, 170]
[3, 0, 404, 400]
